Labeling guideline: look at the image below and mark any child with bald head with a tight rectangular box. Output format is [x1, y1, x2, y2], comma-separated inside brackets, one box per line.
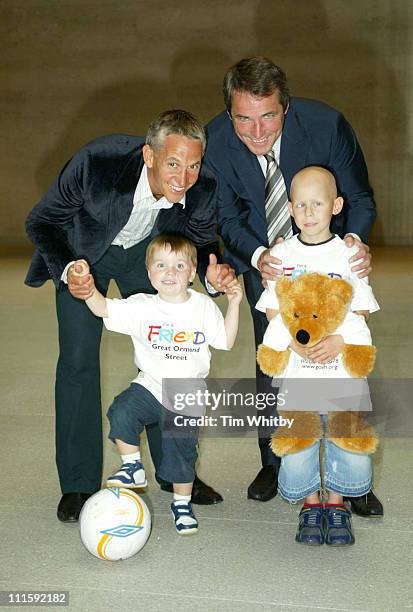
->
[256, 166, 379, 546]
[257, 166, 379, 341]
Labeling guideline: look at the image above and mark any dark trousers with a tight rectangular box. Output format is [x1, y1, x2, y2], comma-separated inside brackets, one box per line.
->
[243, 268, 281, 468]
[107, 383, 198, 484]
[55, 238, 165, 494]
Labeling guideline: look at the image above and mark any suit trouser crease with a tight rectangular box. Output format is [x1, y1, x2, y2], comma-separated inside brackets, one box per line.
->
[55, 239, 164, 493]
[243, 268, 280, 468]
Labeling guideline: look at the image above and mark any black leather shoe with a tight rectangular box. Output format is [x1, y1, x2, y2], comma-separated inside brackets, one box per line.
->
[344, 491, 384, 517]
[160, 476, 223, 505]
[57, 492, 92, 523]
[247, 466, 278, 502]
[159, 481, 174, 493]
[191, 476, 223, 505]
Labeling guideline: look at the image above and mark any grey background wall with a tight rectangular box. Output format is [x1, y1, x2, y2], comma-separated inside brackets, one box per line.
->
[2, 0, 412, 248]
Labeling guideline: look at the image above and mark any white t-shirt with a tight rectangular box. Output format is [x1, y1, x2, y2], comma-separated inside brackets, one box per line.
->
[104, 289, 228, 403]
[263, 311, 372, 379]
[263, 312, 373, 412]
[256, 235, 379, 314]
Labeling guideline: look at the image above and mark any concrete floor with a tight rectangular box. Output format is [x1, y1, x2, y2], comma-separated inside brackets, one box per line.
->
[0, 247, 412, 611]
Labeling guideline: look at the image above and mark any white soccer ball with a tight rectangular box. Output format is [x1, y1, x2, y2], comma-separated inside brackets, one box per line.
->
[79, 488, 151, 560]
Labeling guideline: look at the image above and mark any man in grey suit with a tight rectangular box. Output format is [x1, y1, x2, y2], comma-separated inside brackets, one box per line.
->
[205, 57, 383, 517]
[26, 110, 235, 522]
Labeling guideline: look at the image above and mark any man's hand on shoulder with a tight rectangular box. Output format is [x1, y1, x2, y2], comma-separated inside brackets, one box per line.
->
[206, 254, 237, 293]
[257, 248, 283, 284]
[344, 234, 372, 278]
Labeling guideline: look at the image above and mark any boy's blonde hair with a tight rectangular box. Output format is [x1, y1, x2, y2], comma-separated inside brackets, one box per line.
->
[145, 233, 198, 269]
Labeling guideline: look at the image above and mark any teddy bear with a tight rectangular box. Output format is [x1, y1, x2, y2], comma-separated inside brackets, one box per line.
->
[257, 272, 378, 457]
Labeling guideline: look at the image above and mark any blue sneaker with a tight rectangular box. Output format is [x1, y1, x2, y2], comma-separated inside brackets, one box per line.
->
[171, 501, 198, 536]
[106, 460, 147, 488]
[295, 506, 324, 546]
[324, 506, 355, 546]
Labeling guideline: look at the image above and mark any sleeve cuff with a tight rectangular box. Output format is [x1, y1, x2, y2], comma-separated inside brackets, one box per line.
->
[251, 246, 266, 270]
[204, 278, 220, 296]
[61, 261, 75, 283]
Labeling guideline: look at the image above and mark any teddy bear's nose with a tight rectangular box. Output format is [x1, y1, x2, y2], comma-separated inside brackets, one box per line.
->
[296, 329, 310, 345]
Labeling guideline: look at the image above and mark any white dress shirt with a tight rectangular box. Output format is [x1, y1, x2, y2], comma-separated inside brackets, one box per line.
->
[62, 164, 185, 281]
[112, 164, 185, 248]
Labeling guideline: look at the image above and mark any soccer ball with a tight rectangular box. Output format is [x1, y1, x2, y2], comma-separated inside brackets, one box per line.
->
[79, 488, 151, 560]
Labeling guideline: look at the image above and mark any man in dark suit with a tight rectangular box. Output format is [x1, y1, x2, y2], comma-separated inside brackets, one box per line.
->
[25, 110, 235, 522]
[205, 57, 383, 516]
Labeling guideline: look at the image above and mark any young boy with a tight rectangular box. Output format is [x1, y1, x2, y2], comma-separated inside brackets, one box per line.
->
[256, 166, 379, 546]
[72, 233, 242, 535]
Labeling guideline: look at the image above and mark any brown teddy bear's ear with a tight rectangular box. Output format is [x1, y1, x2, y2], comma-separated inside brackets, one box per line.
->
[325, 278, 353, 314]
[275, 276, 292, 299]
[327, 278, 353, 306]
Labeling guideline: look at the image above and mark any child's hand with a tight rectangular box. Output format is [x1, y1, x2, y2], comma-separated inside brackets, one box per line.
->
[225, 281, 243, 304]
[306, 334, 344, 363]
[206, 254, 236, 292]
[68, 259, 95, 300]
[71, 259, 90, 277]
[289, 338, 309, 359]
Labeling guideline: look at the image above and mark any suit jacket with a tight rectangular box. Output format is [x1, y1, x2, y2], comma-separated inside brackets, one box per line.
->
[25, 134, 220, 288]
[205, 97, 376, 274]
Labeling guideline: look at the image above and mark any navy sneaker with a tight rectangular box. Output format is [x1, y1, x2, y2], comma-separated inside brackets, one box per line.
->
[295, 505, 325, 546]
[106, 460, 147, 488]
[324, 506, 355, 546]
[171, 501, 198, 535]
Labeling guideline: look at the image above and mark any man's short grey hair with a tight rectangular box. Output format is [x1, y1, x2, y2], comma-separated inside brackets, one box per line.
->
[223, 57, 290, 113]
[146, 109, 206, 153]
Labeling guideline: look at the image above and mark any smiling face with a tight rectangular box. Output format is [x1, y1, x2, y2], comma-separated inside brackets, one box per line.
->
[288, 167, 344, 244]
[143, 133, 202, 204]
[147, 245, 196, 303]
[230, 89, 288, 155]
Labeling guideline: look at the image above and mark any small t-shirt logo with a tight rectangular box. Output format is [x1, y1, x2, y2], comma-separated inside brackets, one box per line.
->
[147, 324, 206, 345]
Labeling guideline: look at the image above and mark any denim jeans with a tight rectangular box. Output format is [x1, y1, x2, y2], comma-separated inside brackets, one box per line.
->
[278, 435, 372, 501]
[107, 383, 198, 484]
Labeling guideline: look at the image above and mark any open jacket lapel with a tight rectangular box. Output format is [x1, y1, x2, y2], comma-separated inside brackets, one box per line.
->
[107, 146, 145, 242]
[280, 104, 309, 191]
[228, 126, 267, 223]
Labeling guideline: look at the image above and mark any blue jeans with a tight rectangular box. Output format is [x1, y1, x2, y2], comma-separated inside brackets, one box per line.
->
[107, 383, 198, 484]
[278, 436, 372, 502]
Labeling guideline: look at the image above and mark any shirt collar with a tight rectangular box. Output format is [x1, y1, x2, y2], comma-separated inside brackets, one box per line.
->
[272, 133, 282, 162]
[256, 133, 282, 174]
